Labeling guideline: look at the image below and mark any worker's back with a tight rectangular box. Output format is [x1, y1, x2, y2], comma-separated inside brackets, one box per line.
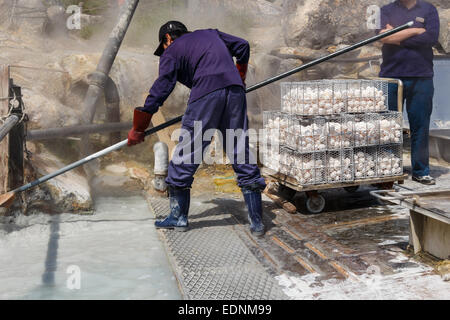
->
[163, 29, 247, 103]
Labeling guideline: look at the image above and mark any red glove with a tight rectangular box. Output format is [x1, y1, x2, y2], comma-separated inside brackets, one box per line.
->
[236, 63, 248, 86]
[128, 108, 153, 146]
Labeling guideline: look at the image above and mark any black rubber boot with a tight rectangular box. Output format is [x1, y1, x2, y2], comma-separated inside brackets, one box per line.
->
[155, 187, 190, 232]
[242, 185, 265, 237]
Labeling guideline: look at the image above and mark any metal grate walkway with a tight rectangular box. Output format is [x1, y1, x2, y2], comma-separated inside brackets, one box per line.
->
[146, 196, 287, 300]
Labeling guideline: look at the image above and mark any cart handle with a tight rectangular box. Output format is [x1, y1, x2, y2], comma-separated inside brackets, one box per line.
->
[362, 77, 404, 113]
[370, 190, 407, 202]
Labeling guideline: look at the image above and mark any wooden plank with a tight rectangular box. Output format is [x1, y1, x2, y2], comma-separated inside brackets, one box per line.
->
[262, 167, 408, 192]
[0, 65, 10, 194]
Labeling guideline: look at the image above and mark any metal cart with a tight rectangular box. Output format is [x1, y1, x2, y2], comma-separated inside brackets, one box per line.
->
[261, 78, 408, 214]
[263, 167, 408, 214]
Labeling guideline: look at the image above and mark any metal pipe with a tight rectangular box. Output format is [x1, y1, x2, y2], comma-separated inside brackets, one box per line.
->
[105, 76, 121, 144]
[27, 122, 132, 141]
[0, 114, 19, 142]
[82, 0, 140, 124]
[153, 142, 168, 192]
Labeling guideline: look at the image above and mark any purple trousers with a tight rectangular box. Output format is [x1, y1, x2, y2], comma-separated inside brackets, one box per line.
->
[166, 85, 266, 189]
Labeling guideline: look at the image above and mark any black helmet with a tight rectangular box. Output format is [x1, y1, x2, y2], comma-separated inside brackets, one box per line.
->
[154, 21, 188, 56]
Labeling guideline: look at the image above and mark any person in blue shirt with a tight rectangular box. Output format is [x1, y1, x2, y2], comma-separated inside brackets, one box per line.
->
[127, 21, 266, 236]
[377, 0, 440, 185]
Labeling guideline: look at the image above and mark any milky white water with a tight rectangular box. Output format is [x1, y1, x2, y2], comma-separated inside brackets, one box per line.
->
[0, 197, 182, 300]
[276, 250, 450, 300]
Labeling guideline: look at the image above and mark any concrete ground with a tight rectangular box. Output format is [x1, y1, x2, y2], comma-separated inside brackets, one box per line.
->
[147, 153, 450, 300]
[1, 153, 448, 300]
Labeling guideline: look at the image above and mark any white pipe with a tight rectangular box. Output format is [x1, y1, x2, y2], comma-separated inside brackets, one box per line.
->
[153, 142, 169, 193]
[153, 142, 169, 175]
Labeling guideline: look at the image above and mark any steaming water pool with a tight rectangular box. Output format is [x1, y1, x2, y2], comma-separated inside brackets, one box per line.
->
[0, 196, 182, 300]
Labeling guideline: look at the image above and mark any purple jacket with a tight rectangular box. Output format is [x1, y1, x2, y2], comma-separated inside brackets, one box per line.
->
[141, 29, 249, 114]
[377, 0, 440, 78]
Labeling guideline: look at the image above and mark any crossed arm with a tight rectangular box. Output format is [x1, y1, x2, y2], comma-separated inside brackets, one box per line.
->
[379, 25, 426, 45]
[378, 6, 439, 48]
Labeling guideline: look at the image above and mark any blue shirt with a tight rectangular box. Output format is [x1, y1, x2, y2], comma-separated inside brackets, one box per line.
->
[142, 29, 249, 114]
[377, 0, 440, 78]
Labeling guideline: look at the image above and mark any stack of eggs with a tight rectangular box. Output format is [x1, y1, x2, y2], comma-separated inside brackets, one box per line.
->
[262, 146, 281, 172]
[287, 118, 327, 152]
[282, 86, 345, 115]
[326, 118, 354, 150]
[265, 113, 289, 146]
[354, 149, 377, 179]
[347, 86, 387, 113]
[327, 152, 354, 183]
[280, 149, 326, 185]
[282, 81, 387, 116]
[378, 147, 403, 177]
[354, 115, 380, 147]
[265, 79, 404, 185]
[380, 115, 403, 144]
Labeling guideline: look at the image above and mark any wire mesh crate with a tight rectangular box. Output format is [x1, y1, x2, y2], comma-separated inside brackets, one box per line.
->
[332, 81, 348, 114]
[317, 82, 340, 115]
[379, 111, 403, 145]
[281, 79, 391, 116]
[280, 147, 326, 185]
[325, 114, 355, 150]
[281, 82, 303, 114]
[377, 144, 403, 177]
[326, 149, 354, 183]
[287, 116, 327, 152]
[346, 80, 362, 113]
[261, 144, 281, 172]
[354, 146, 378, 180]
[279, 146, 297, 177]
[373, 79, 389, 112]
[263, 111, 289, 147]
[263, 111, 280, 146]
[353, 113, 380, 147]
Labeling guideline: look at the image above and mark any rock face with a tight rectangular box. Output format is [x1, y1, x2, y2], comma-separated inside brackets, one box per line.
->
[439, 9, 450, 53]
[24, 144, 93, 214]
[282, 0, 449, 50]
[187, 0, 282, 26]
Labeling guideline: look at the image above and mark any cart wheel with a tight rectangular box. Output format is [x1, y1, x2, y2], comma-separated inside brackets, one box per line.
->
[306, 194, 326, 214]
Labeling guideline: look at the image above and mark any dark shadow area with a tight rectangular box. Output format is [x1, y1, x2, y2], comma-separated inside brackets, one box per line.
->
[174, 197, 278, 233]
[290, 186, 383, 215]
[41, 214, 60, 287]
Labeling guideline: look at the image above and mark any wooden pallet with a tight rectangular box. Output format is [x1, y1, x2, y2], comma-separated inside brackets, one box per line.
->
[262, 167, 408, 193]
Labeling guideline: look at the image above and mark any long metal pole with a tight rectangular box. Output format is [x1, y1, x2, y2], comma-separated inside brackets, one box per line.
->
[246, 21, 413, 93]
[9, 21, 413, 195]
[12, 119, 178, 194]
[147, 21, 414, 133]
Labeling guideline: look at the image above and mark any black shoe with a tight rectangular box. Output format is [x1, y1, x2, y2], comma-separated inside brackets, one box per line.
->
[412, 175, 436, 185]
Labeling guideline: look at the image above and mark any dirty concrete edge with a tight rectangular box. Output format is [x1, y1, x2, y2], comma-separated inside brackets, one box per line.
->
[142, 191, 188, 300]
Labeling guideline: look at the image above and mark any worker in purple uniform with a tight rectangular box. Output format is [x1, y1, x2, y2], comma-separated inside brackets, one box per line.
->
[377, 0, 440, 185]
[127, 21, 266, 236]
